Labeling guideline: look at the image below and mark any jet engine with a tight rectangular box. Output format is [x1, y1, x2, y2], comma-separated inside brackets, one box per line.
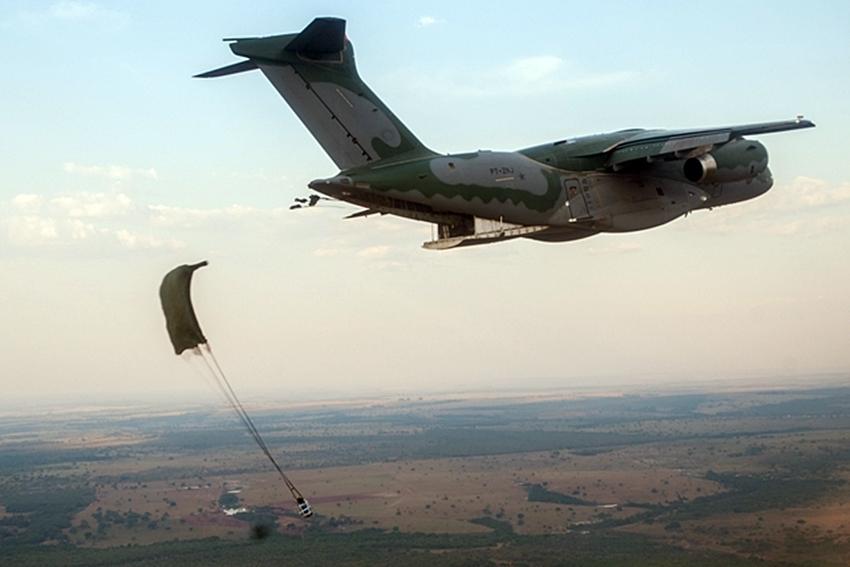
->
[683, 139, 768, 184]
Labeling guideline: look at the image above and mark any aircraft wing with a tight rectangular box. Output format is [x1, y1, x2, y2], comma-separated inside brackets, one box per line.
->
[603, 118, 815, 168]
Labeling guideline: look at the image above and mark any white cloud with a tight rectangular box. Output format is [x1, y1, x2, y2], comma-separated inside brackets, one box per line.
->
[681, 176, 850, 237]
[760, 214, 850, 237]
[373, 217, 410, 232]
[68, 219, 96, 240]
[588, 242, 642, 255]
[12, 194, 44, 211]
[63, 162, 158, 182]
[148, 204, 290, 229]
[4, 215, 114, 247]
[9, 2, 130, 29]
[774, 176, 850, 209]
[46, 1, 128, 26]
[4, 216, 59, 246]
[114, 229, 182, 250]
[50, 192, 133, 217]
[417, 16, 442, 28]
[506, 56, 564, 83]
[13, 191, 134, 218]
[2, 191, 182, 251]
[313, 248, 340, 257]
[356, 245, 392, 258]
[495, 56, 636, 96]
[765, 219, 802, 236]
[50, 1, 98, 20]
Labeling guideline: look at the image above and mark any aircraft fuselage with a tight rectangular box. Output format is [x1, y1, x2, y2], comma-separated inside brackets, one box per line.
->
[310, 134, 773, 246]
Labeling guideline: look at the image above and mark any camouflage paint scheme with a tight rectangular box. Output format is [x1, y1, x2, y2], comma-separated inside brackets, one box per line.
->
[197, 18, 814, 249]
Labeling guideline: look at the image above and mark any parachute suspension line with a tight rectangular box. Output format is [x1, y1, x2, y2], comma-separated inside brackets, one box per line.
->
[199, 346, 276, 466]
[195, 347, 272, 460]
[185, 348, 222, 397]
[196, 344, 308, 505]
[197, 352, 268, 463]
[202, 345, 306, 501]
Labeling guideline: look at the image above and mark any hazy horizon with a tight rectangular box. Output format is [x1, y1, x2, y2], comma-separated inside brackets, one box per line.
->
[3, 368, 848, 414]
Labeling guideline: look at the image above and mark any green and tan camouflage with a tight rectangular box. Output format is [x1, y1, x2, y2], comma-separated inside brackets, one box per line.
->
[197, 17, 815, 250]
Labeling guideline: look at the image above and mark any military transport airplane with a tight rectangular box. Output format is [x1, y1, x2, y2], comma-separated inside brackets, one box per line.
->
[197, 17, 814, 250]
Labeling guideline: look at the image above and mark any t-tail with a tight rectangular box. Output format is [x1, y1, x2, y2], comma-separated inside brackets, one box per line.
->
[196, 17, 435, 170]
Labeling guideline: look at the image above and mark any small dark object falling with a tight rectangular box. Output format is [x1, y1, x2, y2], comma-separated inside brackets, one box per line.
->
[251, 523, 273, 540]
[290, 193, 331, 210]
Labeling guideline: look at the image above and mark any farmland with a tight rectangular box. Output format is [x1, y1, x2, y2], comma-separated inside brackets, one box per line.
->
[2, 382, 850, 565]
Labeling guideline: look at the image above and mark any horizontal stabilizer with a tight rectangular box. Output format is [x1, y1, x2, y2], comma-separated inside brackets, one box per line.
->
[344, 208, 381, 220]
[285, 17, 346, 54]
[194, 60, 258, 79]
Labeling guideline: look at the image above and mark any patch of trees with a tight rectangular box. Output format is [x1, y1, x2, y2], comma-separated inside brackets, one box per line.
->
[599, 471, 845, 531]
[0, 449, 112, 474]
[469, 516, 514, 534]
[525, 483, 596, 506]
[92, 509, 152, 532]
[0, 527, 761, 566]
[0, 480, 95, 545]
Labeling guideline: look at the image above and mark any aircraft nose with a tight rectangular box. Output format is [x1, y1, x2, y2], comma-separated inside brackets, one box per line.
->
[309, 175, 352, 189]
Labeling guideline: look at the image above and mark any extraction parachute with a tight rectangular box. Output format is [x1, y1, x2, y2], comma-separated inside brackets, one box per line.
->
[159, 261, 313, 519]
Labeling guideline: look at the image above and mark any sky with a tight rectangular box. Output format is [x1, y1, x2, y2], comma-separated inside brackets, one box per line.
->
[1, 1, 849, 407]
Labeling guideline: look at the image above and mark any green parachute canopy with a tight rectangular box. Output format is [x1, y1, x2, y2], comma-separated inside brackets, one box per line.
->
[159, 261, 208, 354]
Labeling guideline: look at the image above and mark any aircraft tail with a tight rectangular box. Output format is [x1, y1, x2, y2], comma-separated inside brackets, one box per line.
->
[197, 18, 435, 170]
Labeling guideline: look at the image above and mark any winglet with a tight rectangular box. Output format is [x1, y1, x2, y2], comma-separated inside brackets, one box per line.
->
[194, 59, 258, 79]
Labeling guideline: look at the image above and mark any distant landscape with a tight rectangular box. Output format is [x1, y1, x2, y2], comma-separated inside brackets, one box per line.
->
[2, 380, 850, 566]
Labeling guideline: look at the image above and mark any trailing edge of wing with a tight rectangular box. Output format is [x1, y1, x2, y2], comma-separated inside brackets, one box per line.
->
[194, 59, 258, 79]
[606, 118, 815, 167]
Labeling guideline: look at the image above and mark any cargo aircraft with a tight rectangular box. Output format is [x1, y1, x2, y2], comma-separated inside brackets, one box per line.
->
[197, 18, 814, 249]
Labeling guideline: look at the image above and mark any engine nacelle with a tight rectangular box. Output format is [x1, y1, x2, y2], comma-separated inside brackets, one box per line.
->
[683, 139, 768, 184]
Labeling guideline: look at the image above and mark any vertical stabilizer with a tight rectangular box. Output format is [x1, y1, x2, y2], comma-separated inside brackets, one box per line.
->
[221, 18, 435, 170]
